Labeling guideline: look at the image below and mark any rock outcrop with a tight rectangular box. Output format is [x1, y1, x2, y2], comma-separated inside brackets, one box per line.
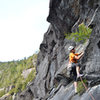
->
[21, 68, 34, 79]
[14, 0, 100, 100]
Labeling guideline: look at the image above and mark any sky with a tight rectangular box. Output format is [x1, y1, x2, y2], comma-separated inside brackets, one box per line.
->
[0, 0, 50, 61]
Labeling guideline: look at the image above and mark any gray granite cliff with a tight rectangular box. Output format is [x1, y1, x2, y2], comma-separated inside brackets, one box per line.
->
[14, 0, 100, 100]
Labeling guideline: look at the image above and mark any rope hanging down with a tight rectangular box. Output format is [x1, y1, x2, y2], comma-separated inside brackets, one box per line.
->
[80, 76, 96, 100]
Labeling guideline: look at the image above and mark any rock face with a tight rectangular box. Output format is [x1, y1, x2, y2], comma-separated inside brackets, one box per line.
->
[48, 84, 100, 100]
[14, 0, 100, 100]
[14, 88, 34, 100]
[21, 68, 34, 79]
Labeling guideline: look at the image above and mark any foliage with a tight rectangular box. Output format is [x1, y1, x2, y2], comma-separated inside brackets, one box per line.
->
[0, 54, 37, 97]
[77, 79, 88, 95]
[7, 96, 12, 100]
[0, 90, 5, 97]
[65, 23, 92, 43]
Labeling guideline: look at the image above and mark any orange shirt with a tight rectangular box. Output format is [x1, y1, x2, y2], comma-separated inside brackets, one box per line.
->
[69, 53, 79, 63]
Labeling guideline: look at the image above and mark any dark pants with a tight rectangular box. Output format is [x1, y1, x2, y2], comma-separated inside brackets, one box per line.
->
[71, 63, 80, 82]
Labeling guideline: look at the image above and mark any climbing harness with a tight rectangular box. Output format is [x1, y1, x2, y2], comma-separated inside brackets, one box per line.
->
[80, 76, 96, 100]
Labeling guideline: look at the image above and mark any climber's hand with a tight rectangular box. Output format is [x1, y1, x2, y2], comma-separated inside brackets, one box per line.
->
[81, 51, 84, 55]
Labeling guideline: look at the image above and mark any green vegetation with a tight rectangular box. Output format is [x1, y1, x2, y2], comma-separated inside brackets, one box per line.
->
[0, 90, 5, 97]
[0, 54, 37, 97]
[65, 23, 92, 43]
[7, 96, 12, 100]
[77, 79, 88, 95]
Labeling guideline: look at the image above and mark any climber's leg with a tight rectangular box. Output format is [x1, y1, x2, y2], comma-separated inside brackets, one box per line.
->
[74, 81, 78, 93]
[72, 66, 78, 93]
[76, 66, 83, 78]
[76, 66, 80, 76]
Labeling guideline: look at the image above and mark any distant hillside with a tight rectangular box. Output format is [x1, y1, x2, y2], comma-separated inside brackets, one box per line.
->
[0, 54, 37, 99]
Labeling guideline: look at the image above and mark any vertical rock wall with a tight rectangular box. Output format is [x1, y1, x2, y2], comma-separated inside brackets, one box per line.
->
[14, 0, 100, 100]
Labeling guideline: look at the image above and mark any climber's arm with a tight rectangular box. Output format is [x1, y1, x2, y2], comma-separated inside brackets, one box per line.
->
[74, 52, 84, 60]
[78, 51, 84, 55]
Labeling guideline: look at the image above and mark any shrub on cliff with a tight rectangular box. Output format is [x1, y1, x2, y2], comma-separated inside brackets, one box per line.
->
[77, 79, 88, 95]
[0, 90, 5, 97]
[65, 23, 92, 43]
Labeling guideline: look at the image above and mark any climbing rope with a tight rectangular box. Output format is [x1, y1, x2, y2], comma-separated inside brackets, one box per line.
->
[80, 76, 96, 100]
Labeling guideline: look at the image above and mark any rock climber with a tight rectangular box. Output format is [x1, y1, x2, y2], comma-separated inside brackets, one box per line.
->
[68, 46, 84, 93]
